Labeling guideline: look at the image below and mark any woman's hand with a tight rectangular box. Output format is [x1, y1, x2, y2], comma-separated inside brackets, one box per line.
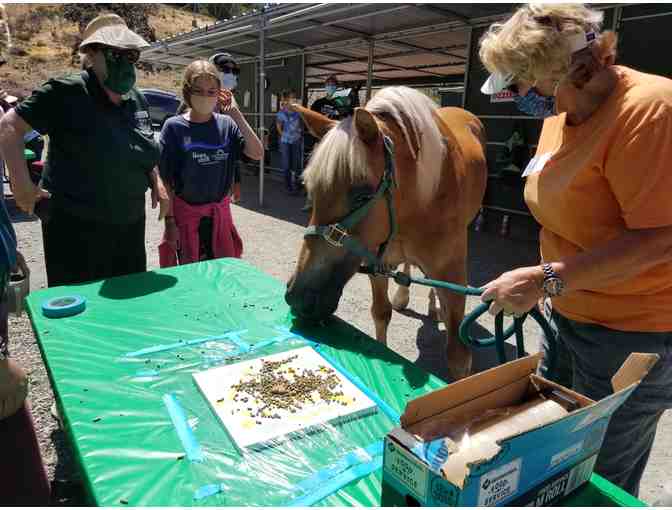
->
[231, 182, 241, 204]
[481, 266, 545, 317]
[164, 218, 179, 250]
[218, 89, 239, 114]
[12, 180, 50, 216]
[0, 359, 28, 420]
[150, 168, 170, 221]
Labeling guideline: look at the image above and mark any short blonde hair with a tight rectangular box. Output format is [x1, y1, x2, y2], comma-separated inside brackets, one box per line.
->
[479, 4, 611, 85]
[182, 60, 220, 108]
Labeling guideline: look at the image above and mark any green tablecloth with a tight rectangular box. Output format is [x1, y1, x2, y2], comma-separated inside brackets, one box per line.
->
[25, 259, 645, 507]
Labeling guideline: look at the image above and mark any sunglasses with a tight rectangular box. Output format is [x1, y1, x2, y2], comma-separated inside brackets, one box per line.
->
[218, 65, 240, 76]
[104, 48, 141, 65]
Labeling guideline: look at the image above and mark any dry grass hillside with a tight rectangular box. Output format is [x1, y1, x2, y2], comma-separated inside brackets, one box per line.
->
[1, 3, 216, 98]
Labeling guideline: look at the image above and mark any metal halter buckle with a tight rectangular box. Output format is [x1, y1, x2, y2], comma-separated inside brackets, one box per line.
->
[323, 224, 348, 247]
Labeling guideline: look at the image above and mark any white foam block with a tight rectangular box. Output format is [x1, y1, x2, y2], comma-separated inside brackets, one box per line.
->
[193, 346, 378, 450]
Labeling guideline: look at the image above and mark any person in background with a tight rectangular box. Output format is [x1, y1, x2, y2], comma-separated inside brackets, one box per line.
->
[0, 104, 50, 506]
[276, 89, 303, 195]
[0, 14, 166, 287]
[478, 3, 672, 497]
[310, 74, 359, 120]
[302, 75, 361, 212]
[158, 60, 263, 267]
[210, 52, 246, 203]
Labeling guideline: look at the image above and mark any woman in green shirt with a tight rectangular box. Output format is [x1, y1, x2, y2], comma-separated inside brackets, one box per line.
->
[0, 14, 166, 286]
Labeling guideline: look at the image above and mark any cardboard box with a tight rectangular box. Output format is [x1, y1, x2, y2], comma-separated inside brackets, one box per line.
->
[381, 352, 658, 506]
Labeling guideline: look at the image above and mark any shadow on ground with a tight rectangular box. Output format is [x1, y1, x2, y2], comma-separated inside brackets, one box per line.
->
[398, 307, 522, 383]
[236, 167, 311, 228]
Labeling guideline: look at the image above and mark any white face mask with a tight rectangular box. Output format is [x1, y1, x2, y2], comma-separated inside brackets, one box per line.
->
[221, 73, 238, 91]
[190, 95, 217, 115]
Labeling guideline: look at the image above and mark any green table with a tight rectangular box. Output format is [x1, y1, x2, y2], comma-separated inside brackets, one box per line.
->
[26, 259, 645, 506]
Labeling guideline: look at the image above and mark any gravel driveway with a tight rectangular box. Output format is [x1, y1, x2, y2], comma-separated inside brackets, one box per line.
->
[8, 170, 670, 505]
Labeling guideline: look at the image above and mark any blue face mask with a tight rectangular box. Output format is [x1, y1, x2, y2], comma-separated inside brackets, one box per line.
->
[221, 73, 238, 91]
[514, 88, 556, 118]
[325, 85, 336, 96]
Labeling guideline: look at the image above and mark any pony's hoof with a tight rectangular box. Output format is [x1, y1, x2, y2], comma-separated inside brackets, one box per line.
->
[448, 363, 472, 381]
[391, 295, 409, 311]
[391, 288, 410, 311]
[447, 345, 472, 381]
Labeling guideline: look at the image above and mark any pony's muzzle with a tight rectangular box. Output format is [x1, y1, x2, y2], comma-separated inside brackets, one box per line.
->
[285, 283, 338, 321]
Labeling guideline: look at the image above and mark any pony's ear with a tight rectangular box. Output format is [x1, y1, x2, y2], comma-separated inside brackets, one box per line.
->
[354, 108, 379, 145]
[289, 104, 336, 139]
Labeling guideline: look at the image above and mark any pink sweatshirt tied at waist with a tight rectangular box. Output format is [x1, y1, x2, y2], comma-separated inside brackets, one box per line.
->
[159, 195, 242, 267]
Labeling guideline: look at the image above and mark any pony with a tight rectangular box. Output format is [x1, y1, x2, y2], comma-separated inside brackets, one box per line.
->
[285, 86, 487, 380]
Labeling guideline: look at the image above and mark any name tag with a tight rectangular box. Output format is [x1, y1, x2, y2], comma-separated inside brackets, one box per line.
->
[135, 110, 152, 132]
[522, 152, 553, 178]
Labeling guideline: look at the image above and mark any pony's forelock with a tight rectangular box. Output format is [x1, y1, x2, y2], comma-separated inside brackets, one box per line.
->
[304, 86, 445, 206]
[366, 86, 445, 205]
[303, 117, 368, 194]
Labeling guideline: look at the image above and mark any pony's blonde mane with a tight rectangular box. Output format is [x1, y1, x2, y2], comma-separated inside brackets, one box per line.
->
[366, 86, 445, 204]
[304, 86, 445, 205]
[303, 116, 368, 193]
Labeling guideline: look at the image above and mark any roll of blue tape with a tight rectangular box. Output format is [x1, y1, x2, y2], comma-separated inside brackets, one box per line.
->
[41, 295, 86, 318]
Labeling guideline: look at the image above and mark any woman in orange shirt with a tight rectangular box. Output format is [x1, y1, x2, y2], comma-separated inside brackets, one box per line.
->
[478, 3, 672, 498]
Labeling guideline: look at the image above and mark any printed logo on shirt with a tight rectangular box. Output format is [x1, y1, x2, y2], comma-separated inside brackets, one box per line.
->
[191, 149, 229, 166]
[214, 149, 229, 161]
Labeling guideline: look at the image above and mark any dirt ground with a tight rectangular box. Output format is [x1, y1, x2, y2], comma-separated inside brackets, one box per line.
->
[8, 168, 671, 505]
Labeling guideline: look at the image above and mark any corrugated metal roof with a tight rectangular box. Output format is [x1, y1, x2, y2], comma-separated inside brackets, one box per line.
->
[140, 3, 622, 86]
[140, 3, 518, 85]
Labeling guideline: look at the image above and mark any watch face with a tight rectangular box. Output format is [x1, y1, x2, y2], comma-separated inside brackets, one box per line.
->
[544, 277, 564, 297]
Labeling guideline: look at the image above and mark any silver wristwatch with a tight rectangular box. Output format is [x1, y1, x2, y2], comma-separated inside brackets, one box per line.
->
[541, 263, 564, 298]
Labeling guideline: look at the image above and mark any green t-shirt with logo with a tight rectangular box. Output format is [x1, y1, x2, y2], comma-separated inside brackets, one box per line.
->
[15, 69, 159, 224]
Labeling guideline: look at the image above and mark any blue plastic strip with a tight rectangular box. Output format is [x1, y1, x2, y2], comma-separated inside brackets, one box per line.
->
[288, 456, 383, 507]
[194, 483, 224, 501]
[313, 346, 401, 423]
[163, 393, 204, 463]
[296, 440, 384, 493]
[123, 329, 248, 358]
[410, 437, 451, 471]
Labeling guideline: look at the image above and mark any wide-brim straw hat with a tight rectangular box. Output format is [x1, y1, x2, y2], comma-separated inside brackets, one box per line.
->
[79, 13, 149, 51]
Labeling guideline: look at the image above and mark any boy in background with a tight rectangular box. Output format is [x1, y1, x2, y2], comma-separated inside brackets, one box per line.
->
[276, 90, 303, 195]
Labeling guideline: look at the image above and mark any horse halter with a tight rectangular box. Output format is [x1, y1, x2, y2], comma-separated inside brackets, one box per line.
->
[304, 135, 397, 273]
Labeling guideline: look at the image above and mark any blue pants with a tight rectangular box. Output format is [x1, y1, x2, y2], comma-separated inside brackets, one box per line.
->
[280, 142, 302, 191]
[540, 301, 672, 498]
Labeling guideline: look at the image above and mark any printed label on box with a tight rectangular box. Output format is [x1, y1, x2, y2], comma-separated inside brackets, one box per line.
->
[550, 441, 583, 468]
[511, 454, 597, 507]
[384, 441, 428, 501]
[477, 458, 522, 506]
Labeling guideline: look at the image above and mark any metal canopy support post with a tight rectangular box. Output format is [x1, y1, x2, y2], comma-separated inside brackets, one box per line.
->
[461, 27, 473, 109]
[612, 5, 622, 30]
[258, 11, 266, 206]
[366, 39, 374, 104]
